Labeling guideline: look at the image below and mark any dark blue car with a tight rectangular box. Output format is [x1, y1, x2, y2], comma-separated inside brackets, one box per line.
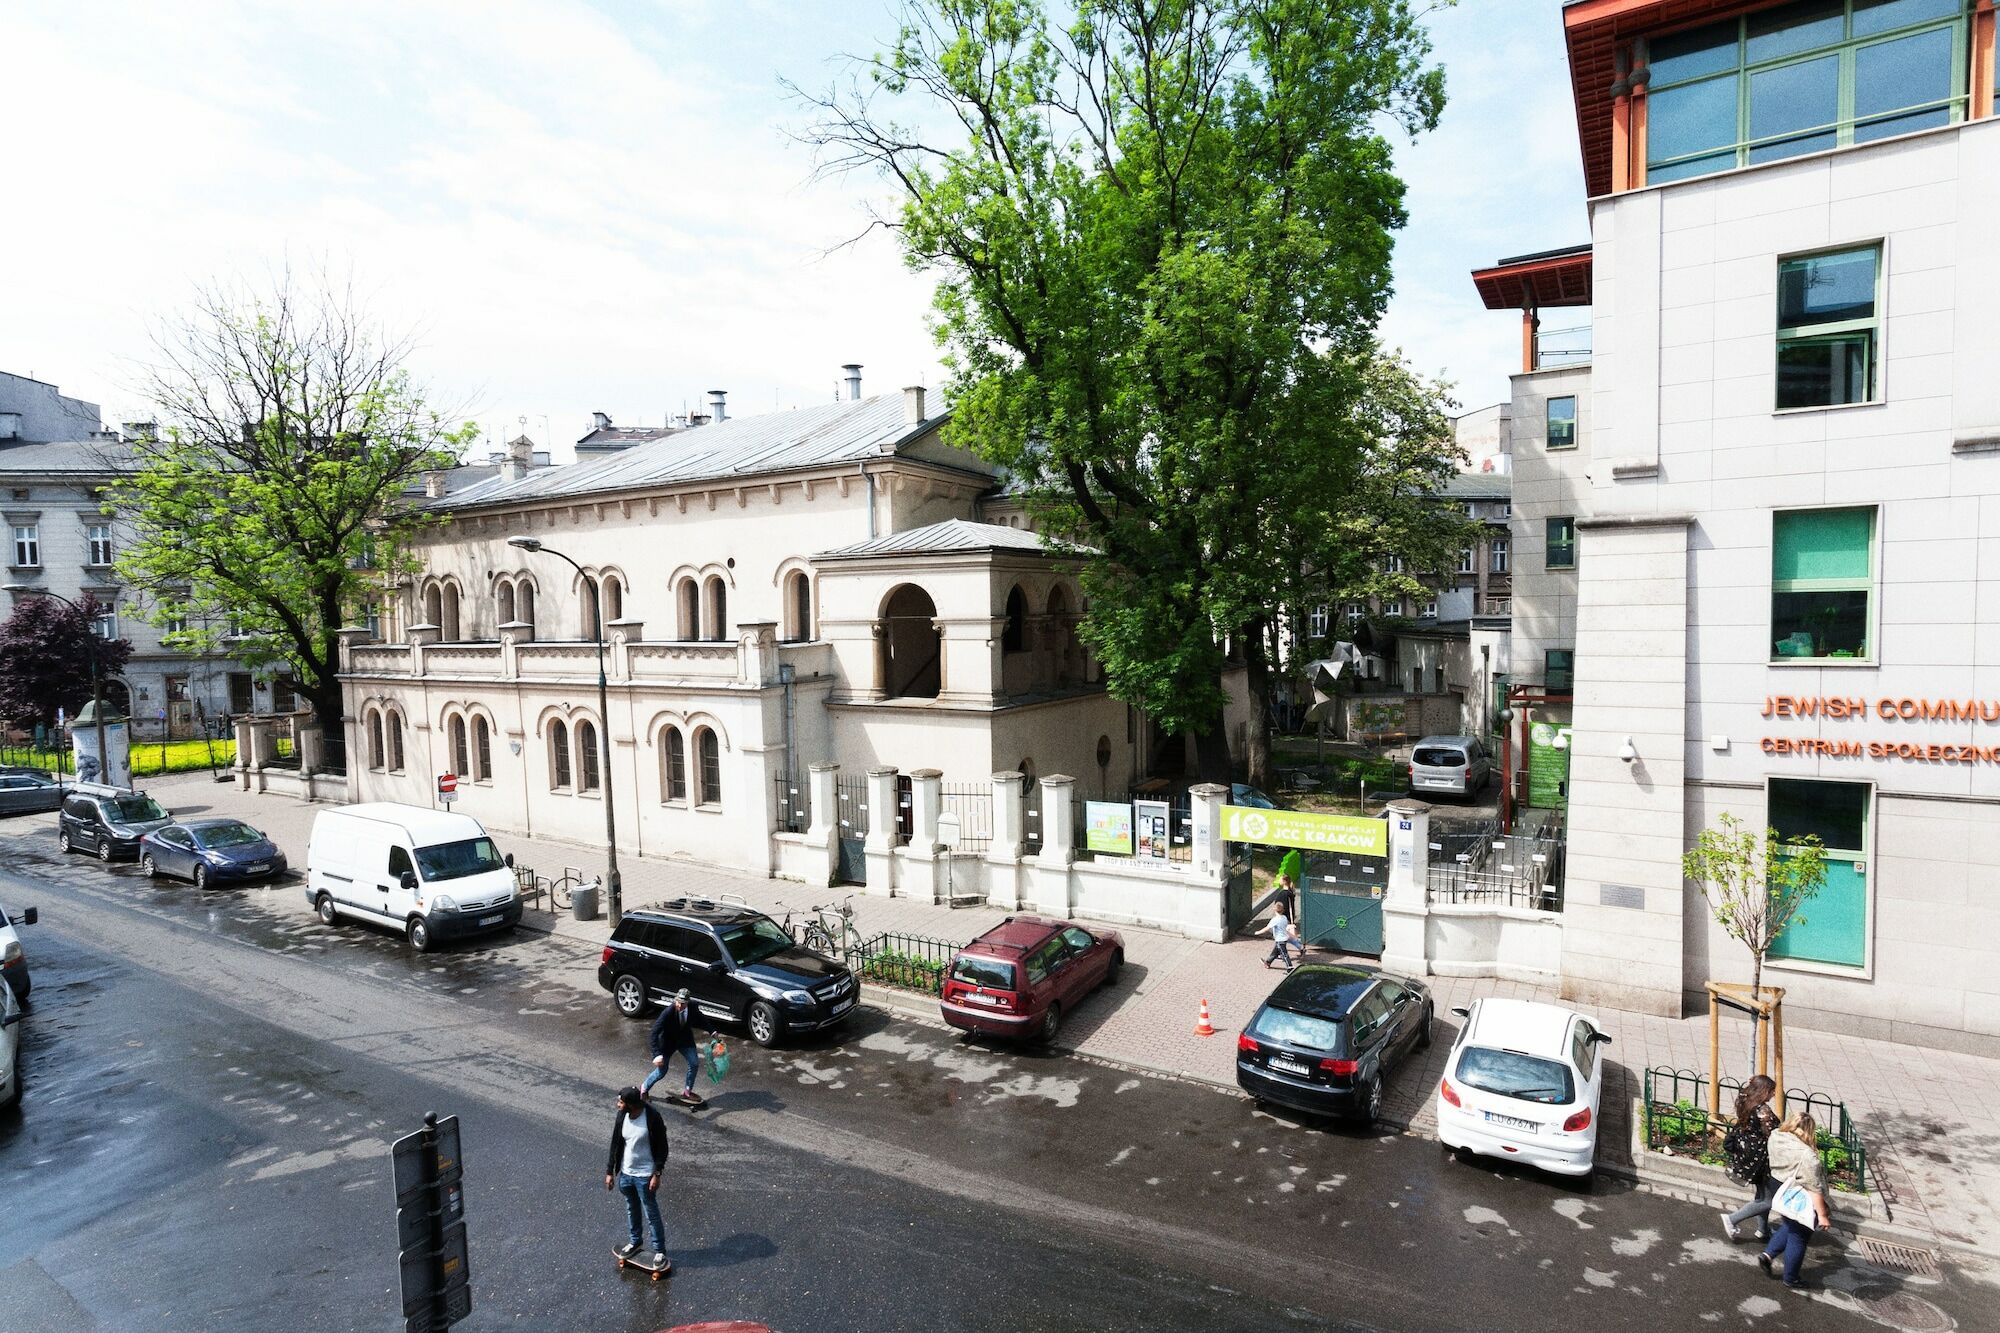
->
[139, 818, 288, 889]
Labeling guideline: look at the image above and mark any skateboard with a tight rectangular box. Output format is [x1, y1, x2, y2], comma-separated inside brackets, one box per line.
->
[651, 1089, 706, 1110]
[613, 1247, 672, 1281]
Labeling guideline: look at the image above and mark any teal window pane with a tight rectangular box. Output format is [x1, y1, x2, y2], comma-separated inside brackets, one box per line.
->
[1769, 778, 1869, 969]
[1773, 507, 1873, 583]
[1650, 19, 1741, 84]
[1778, 248, 1878, 327]
[1547, 396, 1577, 449]
[1546, 518, 1577, 570]
[1746, 0, 1846, 63]
[1649, 74, 1740, 169]
[1853, 27, 1955, 125]
[1748, 55, 1840, 162]
[1851, 0, 1962, 38]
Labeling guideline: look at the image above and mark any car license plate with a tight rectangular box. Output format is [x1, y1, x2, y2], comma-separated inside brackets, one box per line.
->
[1270, 1056, 1310, 1077]
[830, 997, 853, 1015]
[478, 913, 503, 926]
[963, 993, 1000, 1007]
[1483, 1110, 1538, 1132]
[248, 862, 270, 873]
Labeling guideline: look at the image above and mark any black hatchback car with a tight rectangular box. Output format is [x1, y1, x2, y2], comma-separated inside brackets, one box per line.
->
[598, 898, 858, 1047]
[1235, 964, 1433, 1124]
[59, 787, 173, 861]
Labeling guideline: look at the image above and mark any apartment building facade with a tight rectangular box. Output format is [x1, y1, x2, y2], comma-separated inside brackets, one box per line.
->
[1476, 0, 2000, 1054]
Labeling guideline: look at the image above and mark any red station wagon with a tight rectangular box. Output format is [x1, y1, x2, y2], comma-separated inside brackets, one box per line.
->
[939, 915, 1123, 1044]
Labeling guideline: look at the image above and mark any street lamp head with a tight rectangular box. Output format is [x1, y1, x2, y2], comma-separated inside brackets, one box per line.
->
[2, 583, 42, 595]
[506, 536, 543, 552]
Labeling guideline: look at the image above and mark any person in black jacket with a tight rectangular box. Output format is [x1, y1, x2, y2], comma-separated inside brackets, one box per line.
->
[605, 1087, 669, 1265]
[642, 989, 704, 1105]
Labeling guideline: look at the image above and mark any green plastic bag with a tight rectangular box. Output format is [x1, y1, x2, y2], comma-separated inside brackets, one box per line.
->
[704, 1037, 731, 1085]
[1276, 850, 1303, 887]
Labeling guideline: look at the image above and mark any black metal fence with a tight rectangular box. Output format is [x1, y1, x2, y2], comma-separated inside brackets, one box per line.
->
[835, 776, 871, 839]
[939, 783, 994, 853]
[1070, 789, 1195, 863]
[1642, 1066, 1867, 1194]
[1426, 818, 1565, 911]
[852, 930, 959, 994]
[773, 774, 809, 834]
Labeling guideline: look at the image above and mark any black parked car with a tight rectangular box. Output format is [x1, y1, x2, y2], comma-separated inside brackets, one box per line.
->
[1235, 963, 1433, 1124]
[598, 898, 858, 1047]
[0, 771, 69, 816]
[139, 818, 288, 888]
[58, 787, 173, 861]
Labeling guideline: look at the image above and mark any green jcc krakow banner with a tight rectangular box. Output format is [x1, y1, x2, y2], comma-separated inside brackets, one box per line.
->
[1217, 805, 1387, 857]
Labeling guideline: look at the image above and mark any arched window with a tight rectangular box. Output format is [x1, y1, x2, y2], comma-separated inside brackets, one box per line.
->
[703, 575, 727, 642]
[677, 579, 699, 640]
[662, 727, 687, 802]
[1047, 583, 1079, 686]
[517, 579, 536, 631]
[582, 577, 601, 640]
[784, 570, 812, 642]
[602, 574, 623, 625]
[1001, 584, 1027, 653]
[473, 715, 492, 782]
[879, 584, 941, 699]
[497, 581, 515, 626]
[387, 710, 405, 771]
[422, 583, 442, 628]
[448, 714, 469, 777]
[367, 709, 384, 770]
[549, 719, 571, 790]
[576, 719, 601, 792]
[441, 584, 461, 641]
[695, 727, 721, 806]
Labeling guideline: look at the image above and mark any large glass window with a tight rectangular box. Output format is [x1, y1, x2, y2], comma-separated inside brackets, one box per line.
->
[1771, 507, 1874, 660]
[1546, 517, 1577, 570]
[1545, 649, 1575, 693]
[1777, 246, 1880, 408]
[1546, 396, 1577, 450]
[1646, 1, 1967, 185]
[1769, 778, 1870, 968]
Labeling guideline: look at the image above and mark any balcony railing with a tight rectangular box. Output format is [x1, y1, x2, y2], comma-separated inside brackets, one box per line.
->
[1533, 324, 1590, 368]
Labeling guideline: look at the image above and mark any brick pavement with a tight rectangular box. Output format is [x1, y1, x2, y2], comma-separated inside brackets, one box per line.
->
[92, 776, 2000, 1257]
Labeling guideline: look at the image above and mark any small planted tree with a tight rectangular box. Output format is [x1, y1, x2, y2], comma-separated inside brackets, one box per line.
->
[1682, 812, 1828, 1003]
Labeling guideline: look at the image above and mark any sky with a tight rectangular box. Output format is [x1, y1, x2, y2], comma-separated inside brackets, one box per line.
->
[3, 0, 1590, 459]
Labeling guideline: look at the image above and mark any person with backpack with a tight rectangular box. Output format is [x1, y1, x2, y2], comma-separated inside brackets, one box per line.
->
[1719, 1074, 1781, 1243]
[1758, 1110, 1832, 1291]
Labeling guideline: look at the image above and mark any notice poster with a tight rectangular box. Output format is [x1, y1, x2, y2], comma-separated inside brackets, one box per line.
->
[1085, 801, 1134, 855]
[73, 719, 132, 787]
[1133, 798, 1170, 861]
[1528, 722, 1571, 808]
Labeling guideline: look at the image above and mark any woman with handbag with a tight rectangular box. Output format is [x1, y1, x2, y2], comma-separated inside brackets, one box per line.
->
[1720, 1075, 1781, 1243]
[1759, 1111, 1832, 1291]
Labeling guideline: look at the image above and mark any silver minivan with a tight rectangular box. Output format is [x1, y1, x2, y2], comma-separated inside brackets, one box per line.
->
[1408, 735, 1492, 799]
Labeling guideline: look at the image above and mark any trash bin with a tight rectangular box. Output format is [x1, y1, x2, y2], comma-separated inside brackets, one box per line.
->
[571, 878, 600, 921]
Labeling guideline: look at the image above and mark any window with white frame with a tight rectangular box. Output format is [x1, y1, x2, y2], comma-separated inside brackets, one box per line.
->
[1490, 538, 1510, 574]
[1344, 603, 1364, 626]
[1420, 599, 1438, 618]
[1383, 554, 1404, 574]
[91, 605, 118, 639]
[1772, 506, 1875, 660]
[11, 524, 39, 567]
[1307, 604, 1329, 638]
[1777, 245, 1881, 409]
[86, 523, 114, 566]
[1457, 547, 1474, 575]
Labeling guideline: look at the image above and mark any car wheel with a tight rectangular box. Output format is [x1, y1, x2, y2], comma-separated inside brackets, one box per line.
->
[408, 917, 433, 953]
[193, 865, 209, 891]
[58, 830, 72, 854]
[1103, 950, 1124, 989]
[612, 974, 648, 1019]
[316, 892, 338, 926]
[1037, 1002, 1063, 1046]
[97, 840, 114, 863]
[141, 853, 158, 878]
[747, 1000, 780, 1048]
[1418, 1004, 1434, 1049]
[1358, 1076, 1383, 1126]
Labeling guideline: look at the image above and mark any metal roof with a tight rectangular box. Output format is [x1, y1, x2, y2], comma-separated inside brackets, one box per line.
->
[1438, 472, 1512, 500]
[815, 518, 1084, 561]
[424, 394, 990, 511]
[0, 439, 139, 476]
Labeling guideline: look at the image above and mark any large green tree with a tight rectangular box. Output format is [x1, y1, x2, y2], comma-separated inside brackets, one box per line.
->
[803, 0, 1456, 783]
[0, 593, 133, 730]
[114, 271, 472, 736]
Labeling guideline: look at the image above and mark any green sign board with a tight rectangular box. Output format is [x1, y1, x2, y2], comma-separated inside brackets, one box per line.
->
[1218, 805, 1386, 856]
[1528, 722, 1571, 808]
[1085, 801, 1134, 855]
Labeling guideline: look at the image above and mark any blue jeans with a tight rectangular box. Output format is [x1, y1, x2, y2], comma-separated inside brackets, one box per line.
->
[643, 1044, 701, 1097]
[1727, 1174, 1777, 1236]
[618, 1173, 666, 1252]
[1762, 1217, 1813, 1285]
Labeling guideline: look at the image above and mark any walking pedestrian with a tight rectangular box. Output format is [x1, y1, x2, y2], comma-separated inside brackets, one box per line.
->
[1264, 905, 1305, 970]
[1758, 1110, 1832, 1292]
[1720, 1075, 1781, 1242]
[643, 989, 705, 1105]
[604, 1087, 669, 1268]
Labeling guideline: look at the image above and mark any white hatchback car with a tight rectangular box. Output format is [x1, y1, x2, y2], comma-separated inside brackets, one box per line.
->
[1436, 997, 1608, 1177]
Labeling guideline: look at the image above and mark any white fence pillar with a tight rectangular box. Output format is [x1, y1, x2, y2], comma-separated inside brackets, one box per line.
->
[986, 770, 1026, 910]
[897, 767, 945, 902]
[862, 765, 900, 898]
[1380, 798, 1433, 978]
[1030, 773, 1077, 918]
[803, 762, 841, 885]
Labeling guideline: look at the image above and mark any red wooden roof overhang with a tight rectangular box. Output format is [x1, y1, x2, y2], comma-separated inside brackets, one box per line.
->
[1564, 0, 1800, 197]
[1471, 246, 1594, 310]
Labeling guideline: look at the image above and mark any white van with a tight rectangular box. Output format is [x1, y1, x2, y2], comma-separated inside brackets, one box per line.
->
[305, 803, 522, 951]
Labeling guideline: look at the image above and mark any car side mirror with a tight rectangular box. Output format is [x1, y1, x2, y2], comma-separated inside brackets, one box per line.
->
[707, 960, 727, 973]
[399, 871, 418, 891]
[1589, 1032, 1612, 1045]
[0, 1011, 19, 1029]
[20, 908, 35, 926]
[1450, 1005, 1471, 1020]
[504, 852, 515, 868]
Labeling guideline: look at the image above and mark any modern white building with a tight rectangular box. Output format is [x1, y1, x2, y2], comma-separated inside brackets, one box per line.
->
[1472, 0, 2000, 1055]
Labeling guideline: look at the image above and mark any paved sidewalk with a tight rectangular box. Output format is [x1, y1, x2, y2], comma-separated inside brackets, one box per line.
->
[119, 775, 2000, 1257]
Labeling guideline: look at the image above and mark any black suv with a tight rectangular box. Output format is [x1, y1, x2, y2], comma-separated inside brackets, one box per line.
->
[598, 898, 858, 1046]
[59, 787, 173, 862]
[1235, 963, 1433, 1124]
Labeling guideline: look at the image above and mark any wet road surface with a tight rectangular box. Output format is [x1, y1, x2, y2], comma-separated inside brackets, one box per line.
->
[0, 820, 1991, 1332]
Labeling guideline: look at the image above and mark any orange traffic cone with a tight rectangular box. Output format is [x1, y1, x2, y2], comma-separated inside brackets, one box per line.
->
[1194, 998, 1216, 1037]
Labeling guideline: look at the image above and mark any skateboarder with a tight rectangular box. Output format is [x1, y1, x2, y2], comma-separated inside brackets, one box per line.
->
[605, 1086, 669, 1269]
[643, 989, 705, 1105]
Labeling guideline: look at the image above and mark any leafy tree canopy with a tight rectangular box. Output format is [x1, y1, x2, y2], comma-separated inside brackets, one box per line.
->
[0, 593, 133, 728]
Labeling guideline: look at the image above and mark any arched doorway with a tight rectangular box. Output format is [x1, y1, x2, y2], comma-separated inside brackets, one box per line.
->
[879, 584, 941, 699]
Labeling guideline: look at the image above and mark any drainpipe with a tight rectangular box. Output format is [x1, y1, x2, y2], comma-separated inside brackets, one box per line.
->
[859, 462, 877, 540]
[779, 662, 796, 787]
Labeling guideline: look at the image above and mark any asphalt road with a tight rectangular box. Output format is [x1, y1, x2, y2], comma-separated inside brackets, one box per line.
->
[0, 821, 1987, 1333]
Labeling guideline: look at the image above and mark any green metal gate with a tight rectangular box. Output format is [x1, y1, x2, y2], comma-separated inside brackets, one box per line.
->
[1298, 851, 1386, 956]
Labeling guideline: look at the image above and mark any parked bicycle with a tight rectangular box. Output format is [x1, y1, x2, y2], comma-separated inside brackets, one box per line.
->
[778, 896, 866, 959]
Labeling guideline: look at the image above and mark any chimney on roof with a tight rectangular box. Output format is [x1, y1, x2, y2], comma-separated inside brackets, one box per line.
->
[842, 364, 862, 401]
[500, 434, 533, 483]
[424, 470, 449, 499]
[121, 420, 158, 443]
[708, 390, 727, 423]
[688, 412, 710, 427]
[902, 386, 926, 425]
[591, 411, 611, 432]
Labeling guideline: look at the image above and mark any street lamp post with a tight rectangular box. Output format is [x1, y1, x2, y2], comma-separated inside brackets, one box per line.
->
[506, 536, 623, 921]
[3, 584, 113, 787]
